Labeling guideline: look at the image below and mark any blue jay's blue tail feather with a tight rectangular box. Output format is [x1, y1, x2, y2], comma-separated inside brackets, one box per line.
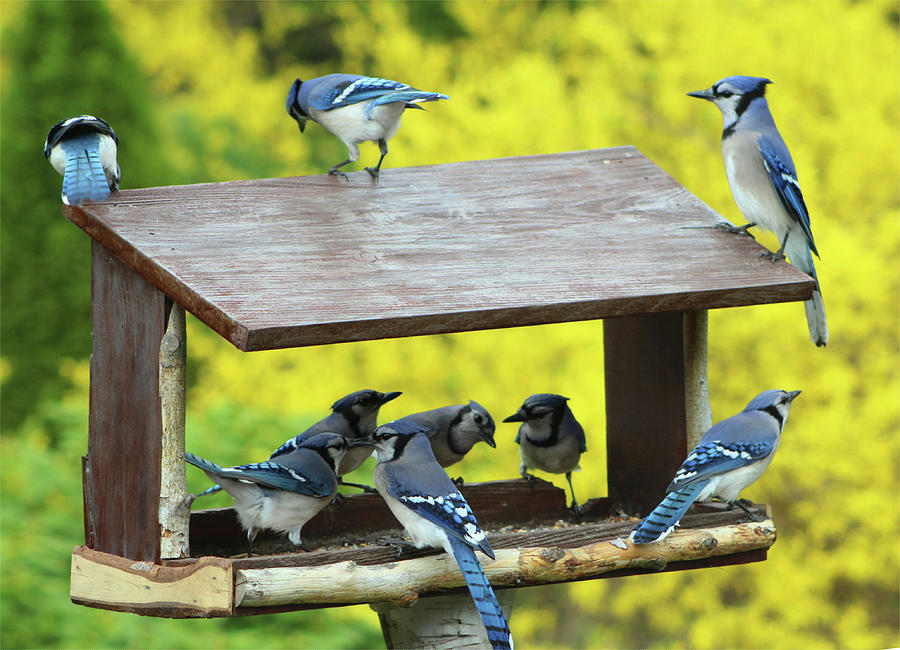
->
[364, 91, 449, 119]
[62, 136, 110, 205]
[446, 536, 513, 650]
[629, 481, 708, 544]
[185, 452, 225, 477]
[195, 484, 223, 499]
[787, 239, 828, 347]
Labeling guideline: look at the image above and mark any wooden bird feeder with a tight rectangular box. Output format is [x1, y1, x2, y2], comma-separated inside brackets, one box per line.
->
[64, 148, 812, 643]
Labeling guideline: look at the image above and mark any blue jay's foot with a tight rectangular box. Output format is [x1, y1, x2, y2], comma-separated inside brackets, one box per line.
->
[731, 498, 766, 521]
[338, 480, 377, 493]
[330, 493, 345, 507]
[328, 168, 350, 182]
[452, 476, 466, 486]
[364, 166, 381, 182]
[182, 493, 197, 508]
[760, 249, 786, 263]
[520, 471, 537, 484]
[715, 221, 756, 237]
[569, 501, 583, 524]
[377, 536, 417, 557]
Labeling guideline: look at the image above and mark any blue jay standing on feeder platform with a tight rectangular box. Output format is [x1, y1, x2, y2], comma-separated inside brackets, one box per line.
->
[185, 432, 349, 555]
[44, 115, 120, 205]
[194, 389, 401, 500]
[504, 393, 587, 516]
[629, 389, 800, 544]
[356, 421, 513, 650]
[286, 74, 448, 180]
[688, 76, 827, 346]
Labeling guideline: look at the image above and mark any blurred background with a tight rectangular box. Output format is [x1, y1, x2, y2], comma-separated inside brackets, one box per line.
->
[1, 1, 898, 648]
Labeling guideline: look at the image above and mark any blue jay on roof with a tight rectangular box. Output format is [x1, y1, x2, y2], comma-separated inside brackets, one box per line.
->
[629, 389, 800, 544]
[396, 401, 496, 470]
[504, 394, 587, 516]
[286, 74, 448, 180]
[688, 76, 828, 346]
[357, 421, 513, 649]
[194, 389, 401, 501]
[44, 115, 120, 206]
[186, 432, 349, 555]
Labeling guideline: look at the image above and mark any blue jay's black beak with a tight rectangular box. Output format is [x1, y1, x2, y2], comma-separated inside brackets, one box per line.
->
[687, 88, 715, 101]
[379, 391, 402, 406]
[480, 428, 497, 448]
[350, 439, 376, 448]
[502, 409, 527, 423]
[787, 390, 802, 402]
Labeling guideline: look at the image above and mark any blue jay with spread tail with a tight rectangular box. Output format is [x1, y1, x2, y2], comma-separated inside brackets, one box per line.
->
[194, 389, 401, 500]
[688, 76, 827, 346]
[630, 389, 800, 544]
[504, 394, 587, 514]
[186, 432, 349, 555]
[357, 421, 513, 650]
[396, 401, 496, 469]
[44, 115, 120, 205]
[286, 74, 448, 180]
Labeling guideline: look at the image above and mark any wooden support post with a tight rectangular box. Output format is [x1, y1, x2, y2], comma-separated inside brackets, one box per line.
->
[372, 591, 515, 650]
[603, 312, 688, 515]
[683, 310, 712, 449]
[159, 302, 189, 559]
[85, 241, 166, 562]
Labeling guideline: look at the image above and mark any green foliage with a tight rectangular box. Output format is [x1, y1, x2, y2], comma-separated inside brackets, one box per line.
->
[0, 0, 167, 430]
[2, 1, 898, 648]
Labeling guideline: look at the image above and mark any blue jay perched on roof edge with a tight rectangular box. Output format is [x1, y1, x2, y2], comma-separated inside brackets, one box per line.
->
[629, 389, 800, 545]
[44, 115, 120, 206]
[357, 421, 513, 650]
[185, 432, 349, 555]
[286, 74, 448, 180]
[194, 389, 401, 500]
[688, 76, 827, 347]
[397, 401, 496, 470]
[504, 394, 587, 516]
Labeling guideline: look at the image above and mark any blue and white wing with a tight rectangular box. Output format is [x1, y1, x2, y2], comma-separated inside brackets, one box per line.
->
[758, 134, 818, 255]
[308, 75, 412, 111]
[667, 436, 776, 493]
[186, 452, 333, 497]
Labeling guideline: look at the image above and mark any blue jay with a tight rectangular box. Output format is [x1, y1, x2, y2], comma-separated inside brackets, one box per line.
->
[286, 74, 448, 180]
[629, 389, 800, 544]
[44, 115, 120, 205]
[195, 389, 401, 500]
[186, 432, 349, 555]
[396, 401, 496, 469]
[688, 76, 828, 347]
[357, 421, 513, 650]
[504, 394, 587, 514]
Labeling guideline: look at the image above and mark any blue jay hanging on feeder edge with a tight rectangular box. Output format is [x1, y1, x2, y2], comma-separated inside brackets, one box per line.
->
[395, 400, 496, 472]
[688, 76, 828, 347]
[193, 389, 402, 501]
[356, 421, 513, 650]
[629, 389, 800, 545]
[504, 393, 587, 518]
[185, 432, 349, 556]
[44, 115, 120, 206]
[286, 73, 448, 180]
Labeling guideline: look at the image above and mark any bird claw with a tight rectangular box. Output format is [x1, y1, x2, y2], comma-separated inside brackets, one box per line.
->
[715, 222, 755, 237]
[452, 476, 465, 486]
[364, 167, 381, 183]
[328, 169, 350, 182]
[377, 536, 415, 557]
[760, 250, 786, 263]
[570, 502, 583, 524]
[732, 498, 766, 521]
[521, 472, 537, 484]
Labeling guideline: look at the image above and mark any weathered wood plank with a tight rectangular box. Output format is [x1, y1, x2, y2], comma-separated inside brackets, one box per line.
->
[233, 517, 777, 608]
[87, 241, 166, 561]
[70, 545, 232, 618]
[604, 312, 688, 515]
[63, 148, 814, 351]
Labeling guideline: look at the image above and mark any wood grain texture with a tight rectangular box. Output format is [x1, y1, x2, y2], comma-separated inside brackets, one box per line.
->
[70, 545, 232, 618]
[88, 241, 166, 561]
[63, 148, 814, 351]
[604, 313, 688, 515]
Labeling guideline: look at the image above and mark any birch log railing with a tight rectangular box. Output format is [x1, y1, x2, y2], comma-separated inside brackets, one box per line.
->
[62, 148, 813, 626]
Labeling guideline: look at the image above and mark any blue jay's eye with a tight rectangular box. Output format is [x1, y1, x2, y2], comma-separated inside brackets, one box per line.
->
[718, 90, 734, 98]
[473, 413, 483, 424]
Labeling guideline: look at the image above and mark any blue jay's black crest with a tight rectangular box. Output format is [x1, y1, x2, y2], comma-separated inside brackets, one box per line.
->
[629, 389, 800, 544]
[44, 115, 120, 205]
